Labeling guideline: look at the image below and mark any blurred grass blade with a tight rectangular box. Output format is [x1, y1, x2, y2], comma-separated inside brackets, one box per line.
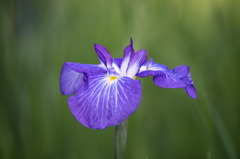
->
[114, 119, 128, 159]
[205, 95, 238, 159]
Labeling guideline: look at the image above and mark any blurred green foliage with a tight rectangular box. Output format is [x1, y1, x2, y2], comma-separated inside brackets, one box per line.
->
[1, 0, 240, 158]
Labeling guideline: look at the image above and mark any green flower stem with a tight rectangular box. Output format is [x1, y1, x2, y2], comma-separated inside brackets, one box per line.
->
[114, 119, 128, 159]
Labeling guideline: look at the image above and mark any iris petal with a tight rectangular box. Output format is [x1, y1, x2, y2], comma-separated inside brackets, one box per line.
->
[94, 44, 113, 68]
[60, 63, 84, 95]
[120, 38, 135, 76]
[153, 71, 186, 88]
[113, 58, 123, 68]
[68, 74, 142, 129]
[112, 58, 122, 75]
[126, 49, 147, 78]
[60, 62, 106, 95]
[184, 85, 197, 99]
[137, 60, 196, 98]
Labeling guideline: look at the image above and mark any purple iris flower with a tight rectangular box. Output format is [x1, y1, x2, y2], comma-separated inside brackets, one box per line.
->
[60, 39, 196, 129]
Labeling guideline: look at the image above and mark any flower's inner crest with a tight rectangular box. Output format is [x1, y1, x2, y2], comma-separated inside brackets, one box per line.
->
[109, 76, 118, 83]
[133, 76, 137, 80]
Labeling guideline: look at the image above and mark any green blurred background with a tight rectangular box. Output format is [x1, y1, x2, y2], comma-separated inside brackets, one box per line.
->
[1, 0, 240, 158]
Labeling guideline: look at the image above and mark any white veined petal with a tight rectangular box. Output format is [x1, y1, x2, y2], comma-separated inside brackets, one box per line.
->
[68, 74, 142, 129]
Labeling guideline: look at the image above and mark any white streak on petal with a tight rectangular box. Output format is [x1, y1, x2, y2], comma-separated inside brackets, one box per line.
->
[68, 75, 142, 129]
[113, 62, 121, 75]
[120, 56, 130, 76]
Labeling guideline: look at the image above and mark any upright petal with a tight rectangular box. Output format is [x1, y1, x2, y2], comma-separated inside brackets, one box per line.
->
[68, 74, 142, 129]
[113, 58, 123, 68]
[60, 62, 106, 95]
[112, 58, 123, 75]
[126, 49, 147, 78]
[94, 44, 113, 68]
[120, 38, 135, 76]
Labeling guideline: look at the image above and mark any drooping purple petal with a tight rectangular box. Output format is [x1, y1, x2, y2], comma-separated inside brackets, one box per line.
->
[60, 63, 84, 95]
[94, 44, 113, 68]
[137, 59, 196, 98]
[120, 38, 135, 76]
[137, 58, 169, 77]
[126, 49, 147, 78]
[60, 62, 106, 95]
[172, 65, 194, 85]
[153, 71, 186, 88]
[184, 85, 197, 99]
[68, 74, 142, 129]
